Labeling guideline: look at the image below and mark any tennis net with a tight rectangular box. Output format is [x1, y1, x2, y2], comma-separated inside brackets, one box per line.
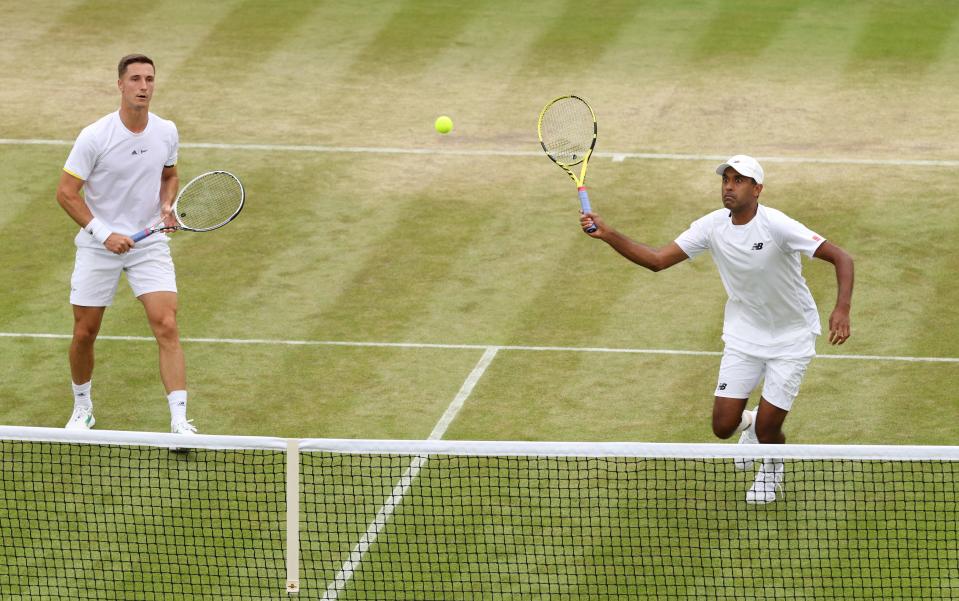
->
[1, 427, 956, 600]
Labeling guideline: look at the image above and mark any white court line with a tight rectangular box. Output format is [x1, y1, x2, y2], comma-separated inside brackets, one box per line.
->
[1, 332, 956, 363]
[320, 347, 499, 601]
[2, 138, 959, 167]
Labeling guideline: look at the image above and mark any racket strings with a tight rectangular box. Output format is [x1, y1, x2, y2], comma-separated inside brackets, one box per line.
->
[540, 98, 595, 166]
[175, 172, 244, 231]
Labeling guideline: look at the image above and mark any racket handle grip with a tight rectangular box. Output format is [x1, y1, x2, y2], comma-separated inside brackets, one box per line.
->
[130, 229, 152, 243]
[578, 187, 597, 233]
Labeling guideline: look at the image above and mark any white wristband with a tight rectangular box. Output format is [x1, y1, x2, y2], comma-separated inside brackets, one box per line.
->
[84, 217, 112, 244]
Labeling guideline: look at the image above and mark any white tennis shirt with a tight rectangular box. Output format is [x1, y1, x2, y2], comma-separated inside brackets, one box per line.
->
[675, 205, 826, 354]
[64, 111, 178, 246]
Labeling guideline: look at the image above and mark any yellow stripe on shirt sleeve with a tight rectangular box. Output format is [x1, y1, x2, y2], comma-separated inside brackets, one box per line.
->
[62, 167, 85, 181]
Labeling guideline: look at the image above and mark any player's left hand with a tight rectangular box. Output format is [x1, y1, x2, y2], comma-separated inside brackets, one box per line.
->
[828, 305, 851, 345]
[160, 206, 177, 232]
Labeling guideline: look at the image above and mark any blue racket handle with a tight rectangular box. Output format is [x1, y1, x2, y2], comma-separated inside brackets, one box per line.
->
[130, 228, 153, 243]
[578, 187, 597, 233]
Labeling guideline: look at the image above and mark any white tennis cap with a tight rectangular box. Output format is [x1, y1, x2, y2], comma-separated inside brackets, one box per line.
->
[716, 155, 764, 184]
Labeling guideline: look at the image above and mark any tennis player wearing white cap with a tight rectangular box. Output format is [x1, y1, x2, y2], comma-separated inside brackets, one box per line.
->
[579, 155, 854, 504]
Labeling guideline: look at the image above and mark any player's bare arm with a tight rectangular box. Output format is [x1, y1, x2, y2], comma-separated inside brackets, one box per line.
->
[580, 211, 689, 272]
[56, 171, 93, 228]
[56, 171, 133, 255]
[813, 241, 854, 345]
[159, 165, 180, 229]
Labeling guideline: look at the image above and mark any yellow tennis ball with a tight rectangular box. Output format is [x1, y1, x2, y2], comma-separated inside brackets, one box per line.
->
[435, 115, 453, 134]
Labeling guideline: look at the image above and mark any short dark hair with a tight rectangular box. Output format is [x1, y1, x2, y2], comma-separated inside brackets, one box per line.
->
[118, 54, 154, 78]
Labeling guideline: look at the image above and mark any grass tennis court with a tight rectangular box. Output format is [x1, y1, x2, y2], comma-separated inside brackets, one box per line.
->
[0, 1, 958, 599]
[1, 0, 957, 442]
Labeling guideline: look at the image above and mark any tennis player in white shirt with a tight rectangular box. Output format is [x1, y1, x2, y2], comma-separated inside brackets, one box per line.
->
[56, 54, 197, 437]
[580, 155, 854, 503]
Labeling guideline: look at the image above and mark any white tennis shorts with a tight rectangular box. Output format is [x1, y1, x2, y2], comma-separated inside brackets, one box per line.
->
[70, 241, 177, 306]
[713, 344, 815, 411]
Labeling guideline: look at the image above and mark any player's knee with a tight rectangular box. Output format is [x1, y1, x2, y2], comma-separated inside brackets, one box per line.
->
[150, 313, 180, 341]
[711, 415, 738, 440]
[72, 323, 100, 345]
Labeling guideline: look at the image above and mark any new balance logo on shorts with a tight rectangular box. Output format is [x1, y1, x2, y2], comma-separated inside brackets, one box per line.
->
[718, 383, 727, 390]
[751, 242, 764, 250]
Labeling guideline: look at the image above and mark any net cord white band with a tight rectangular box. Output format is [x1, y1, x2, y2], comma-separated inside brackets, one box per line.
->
[1, 425, 957, 461]
[0, 425, 288, 450]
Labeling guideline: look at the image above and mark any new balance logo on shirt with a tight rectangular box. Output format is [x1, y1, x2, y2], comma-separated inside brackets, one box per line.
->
[751, 242, 764, 250]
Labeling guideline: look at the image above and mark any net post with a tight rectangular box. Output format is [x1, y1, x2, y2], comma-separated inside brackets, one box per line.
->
[286, 438, 300, 594]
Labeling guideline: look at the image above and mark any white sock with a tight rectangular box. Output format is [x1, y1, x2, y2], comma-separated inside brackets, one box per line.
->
[735, 408, 754, 434]
[72, 381, 93, 409]
[167, 390, 188, 423]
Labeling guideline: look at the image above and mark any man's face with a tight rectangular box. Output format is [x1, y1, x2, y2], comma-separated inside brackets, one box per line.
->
[118, 62, 155, 109]
[720, 167, 762, 212]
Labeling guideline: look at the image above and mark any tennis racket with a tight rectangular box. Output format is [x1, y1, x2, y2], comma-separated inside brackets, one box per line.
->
[130, 171, 244, 242]
[537, 95, 598, 232]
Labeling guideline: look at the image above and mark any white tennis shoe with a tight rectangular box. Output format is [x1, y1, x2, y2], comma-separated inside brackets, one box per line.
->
[746, 460, 784, 504]
[65, 406, 95, 430]
[170, 419, 197, 452]
[172, 419, 198, 435]
[734, 408, 759, 471]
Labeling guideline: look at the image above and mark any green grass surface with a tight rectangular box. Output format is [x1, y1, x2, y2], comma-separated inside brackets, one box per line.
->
[1, 1, 957, 599]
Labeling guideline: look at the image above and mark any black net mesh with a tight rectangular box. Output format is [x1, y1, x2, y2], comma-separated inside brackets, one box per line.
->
[303, 453, 958, 600]
[2, 437, 957, 600]
[0, 441, 285, 600]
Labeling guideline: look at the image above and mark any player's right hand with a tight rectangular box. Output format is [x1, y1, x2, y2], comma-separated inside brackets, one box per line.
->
[103, 233, 134, 255]
[580, 211, 605, 237]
